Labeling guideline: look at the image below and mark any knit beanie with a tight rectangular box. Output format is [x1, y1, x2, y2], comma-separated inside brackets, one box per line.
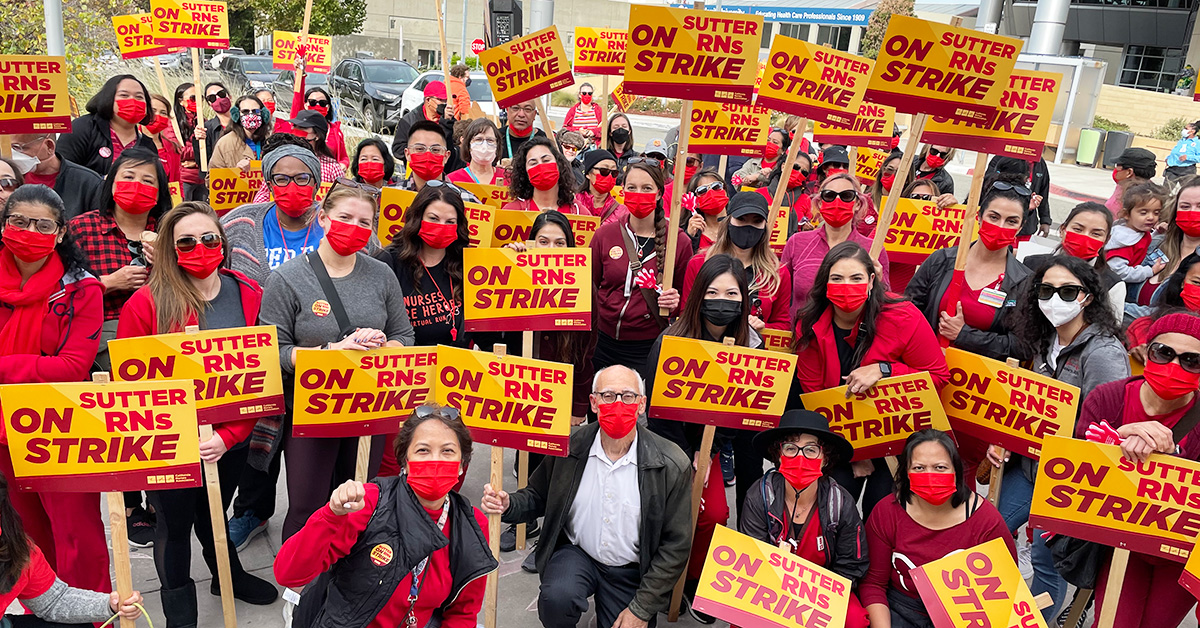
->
[1148, 311, 1200, 342]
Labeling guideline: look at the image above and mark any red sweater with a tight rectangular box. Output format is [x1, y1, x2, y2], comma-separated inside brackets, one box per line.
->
[115, 269, 261, 449]
[1076, 377, 1200, 460]
[274, 483, 490, 628]
[680, 252, 792, 331]
[591, 218, 693, 341]
[795, 300, 950, 393]
[860, 495, 1015, 608]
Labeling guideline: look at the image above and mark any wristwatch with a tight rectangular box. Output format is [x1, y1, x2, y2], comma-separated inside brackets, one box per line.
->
[878, 362, 892, 378]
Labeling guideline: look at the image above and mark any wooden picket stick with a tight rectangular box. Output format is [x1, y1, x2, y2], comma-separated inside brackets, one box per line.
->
[535, 99, 555, 137]
[354, 435, 371, 482]
[765, 117, 807, 237]
[987, 357, 1020, 507]
[433, 0, 451, 81]
[717, 154, 728, 181]
[868, 112, 928, 260]
[95, 372, 137, 628]
[1033, 592, 1053, 611]
[152, 57, 186, 153]
[954, 150, 990, 273]
[0, 136, 11, 159]
[292, 0, 315, 95]
[1096, 549, 1128, 628]
[191, 49, 208, 173]
[1064, 590, 1093, 628]
[661, 99, 695, 317]
[483, 343, 506, 628]
[516, 330, 534, 551]
[600, 75, 610, 148]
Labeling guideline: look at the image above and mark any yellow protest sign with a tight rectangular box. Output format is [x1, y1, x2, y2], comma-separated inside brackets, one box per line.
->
[650, 336, 796, 430]
[624, 5, 762, 104]
[113, 13, 181, 59]
[757, 35, 872, 126]
[492, 209, 599, 248]
[760, 329, 794, 354]
[435, 346, 572, 455]
[610, 81, 637, 112]
[207, 162, 262, 214]
[480, 26, 574, 109]
[464, 248, 592, 332]
[799, 372, 949, 460]
[109, 326, 284, 425]
[292, 347, 436, 438]
[272, 31, 333, 74]
[813, 102, 896, 151]
[883, 199, 976, 265]
[865, 15, 1021, 123]
[941, 348, 1079, 459]
[911, 538, 1049, 628]
[377, 187, 494, 248]
[768, 204, 791, 255]
[922, 69, 1061, 160]
[688, 102, 771, 157]
[1031, 436, 1200, 562]
[0, 56, 71, 134]
[694, 525, 851, 628]
[574, 27, 627, 75]
[458, 182, 514, 209]
[1181, 536, 1200, 599]
[150, 0, 229, 49]
[1, 380, 202, 492]
[855, 148, 886, 187]
[168, 181, 184, 206]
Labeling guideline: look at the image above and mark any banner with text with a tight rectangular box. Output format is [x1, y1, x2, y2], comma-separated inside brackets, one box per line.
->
[911, 537, 1050, 628]
[799, 372, 949, 460]
[611, 81, 637, 112]
[757, 35, 872, 126]
[463, 248, 592, 331]
[458, 182, 514, 209]
[768, 205, 793, 255]
[688, 101, 770, 157]
[492, 209, 599, 247]
[761, 329, 794, 354]
[921, 69, 1061, 160]
[0, 56, 71, 134]
[481, 26, 574, 109]
[113, 13, 181, 59]
[813, 103, 896, 150]
[150, 0, 229, 49]
[855, 148, 886, 187]
[272, 31, 334, 74]
[292, 347, 436, 438]
[207, 162, 263, 214]
[883, 199, 976, 264]
[1182, 536, 1200, 600]
[574, 27, 627, 75]
[377, 187, 494, 247]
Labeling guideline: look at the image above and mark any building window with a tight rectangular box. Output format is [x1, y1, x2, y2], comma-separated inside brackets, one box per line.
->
[817, 25, 852, 51]
[418, 49, 441, 69]
[1119, 45, 1184, 92]
[778, 23, 810, 42]
[761, 22, 773, 48]
[1070, 0, 1193, 7]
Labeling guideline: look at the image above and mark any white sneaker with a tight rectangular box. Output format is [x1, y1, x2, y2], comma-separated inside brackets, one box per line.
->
[282, 588, 301, 628]
[1017, 543, 1033, 581]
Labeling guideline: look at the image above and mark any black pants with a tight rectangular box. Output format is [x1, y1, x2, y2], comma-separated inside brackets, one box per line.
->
[232, 439, 282, 520]
[538, 545, 654, 628]
[730, 429, 764, 524]
[282, 433, 384, 541]
[6, 617, 92, 628]
[593, 333, 656, 375]
[183, 181, 209, 202]
[148, 445, 248, 588]
[827, 457, 894, 521]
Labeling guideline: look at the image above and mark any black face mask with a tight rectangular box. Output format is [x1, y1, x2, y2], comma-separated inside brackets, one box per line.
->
[436, 103, 447, 117]
[728, 223, 765, 249]
[611, 128, 630, 144]
[701, 298, 742, 327]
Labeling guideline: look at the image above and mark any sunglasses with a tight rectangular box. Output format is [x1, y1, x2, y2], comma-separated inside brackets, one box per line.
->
[686, 157, 703, 168]
[628, 157, 661, 167]
[910, 193, 934, 201]
[1036, 283, 1087, 302]
[0, 178, 18, 192]
[307, 99, 330, 108]
[205, 89, 229, 103]
[332, 176, 382, 198]
[695, 181, 724, 195]
[792, 163, 809, 173]
[1148, 342, 1200, 374]
[820, 189, 857, 203]
[593, 167, 618, 177]
[239, 108, 260, 116]
[580, 91, 593, 96]
[414, 404, 460, 420]
[991, 181, 1032, 197]
[175, 232, 223, 252]
[928, 147, 949, 158]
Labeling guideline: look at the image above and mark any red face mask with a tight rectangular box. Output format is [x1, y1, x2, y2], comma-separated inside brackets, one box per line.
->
[274, 183, 315, 218]
[925, 154, 946, 169]
[1061, 230, 1105, 261]
[683, 166, 698, 185]
[592, 173, 616, 194]
[263, 100, 276, 114]
[410, 152, 445, 181]
[624, 191, 657, 218]
[1144, 359, 1200, 400]
[419, 221, 458, 249]
[597, 401, 638, 439]
[820, 199, 855, 228]
[909, 471, 957, 506]
[407, 459, 461, 502]
[788, 168, 807, 189]
[113, 180, 159, 215]
[1112, 169, 1125, 184]
[2, 227, 57, 263]
[826, 281, 869, 312]
[357, 161, 386, 184]
[115, 98, 147, 124]
[778, 452, 823, 492]
[695, 190, 728, 216]
[144, 115, 170, 135]
[325, 219, 372, 257]
[580, 94, 593, 105]
[290, 127, 312, 140]
[176, 243, 224, 279]
[763, 143, 781, 161]
[528, 162, 560, 191]
[880, 173, 895, 192]
[184, 99, 197, 114]
[889, 136, 901, 150]
[1184, 283, 1200, 313]
[308, 104, 329, 117]
[825, 168, 848, 178]
[509, 122, 534, 138]
[977, 220, 1019, 251]
[1178, 210, 1200, 237]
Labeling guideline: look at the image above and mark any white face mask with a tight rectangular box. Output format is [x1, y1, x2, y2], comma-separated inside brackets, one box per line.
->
[9, 150, 38, 175]
[1038, 294, 1084, 328]
[471, 140, 497, 164]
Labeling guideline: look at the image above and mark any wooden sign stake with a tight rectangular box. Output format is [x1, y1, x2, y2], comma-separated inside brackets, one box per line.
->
[152, 57, 186, 154]
[987, 357, 1020, 507]
[1096, 549, 1128, 628]
[1063, 590, 1093, 628]
[95, 372, 136, 628]
[868, 112, 929, 260]
[717, 154, 728, 181]
[191, 49, 207, 173]
[292, 0, 315, 95]
[600, 75, 610, 148]
[765, 117, 807, 238]
[354, 435, 371, 483]
[660, 98, 694, 317]
[954, 151, 990, 273]
[535, 99, 555, 137]
[0, 136, 11, 160]
[483, 343, 506, 628]
[516, 330, 534, 551]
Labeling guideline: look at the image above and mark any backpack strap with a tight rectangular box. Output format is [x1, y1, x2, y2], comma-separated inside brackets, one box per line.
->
[620, 225, 668, 331]
[307, 251, 355, 339]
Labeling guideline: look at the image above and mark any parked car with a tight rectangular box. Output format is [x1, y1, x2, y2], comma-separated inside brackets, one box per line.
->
[401, 70, 499, 120]
[329, 58, 419, 132]
[270, 70, 330, 117]
[141, 52, 182, 70]
[209, 47, 247, 71]
[218, 55, 280, 96]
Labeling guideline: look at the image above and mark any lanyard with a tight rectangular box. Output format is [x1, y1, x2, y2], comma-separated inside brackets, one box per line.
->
[465, 166, 483, 185]
[274, 206, 315, 256]
[423, 263, 459, 341]
[404, 498, 450, 628]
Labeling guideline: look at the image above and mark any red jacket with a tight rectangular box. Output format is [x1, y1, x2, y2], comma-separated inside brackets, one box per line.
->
[591, 217, 693, 341]
[116, 268, 262, 449]
[680, 251, 792, 330]
[795, 300, 950, 393]
[1076, 376, 1200, 461]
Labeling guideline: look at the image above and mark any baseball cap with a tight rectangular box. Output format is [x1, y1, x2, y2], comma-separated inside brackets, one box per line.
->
[424, 80, 448, 100]
[289, 110, 329, 136]
[644, 138, 668, 159]
[727, 191, 769, 220]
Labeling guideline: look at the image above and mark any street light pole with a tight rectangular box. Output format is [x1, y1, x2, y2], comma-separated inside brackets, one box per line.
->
[462, 0, 469, 62]
[43, 0, 64, 56]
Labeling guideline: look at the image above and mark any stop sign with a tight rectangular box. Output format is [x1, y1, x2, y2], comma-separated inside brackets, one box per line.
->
[471, 38, 486, 55]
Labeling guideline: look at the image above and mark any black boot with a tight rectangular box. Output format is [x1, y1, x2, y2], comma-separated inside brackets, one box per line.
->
[160, 580, 198, 628]
[204, 532, 279, 605]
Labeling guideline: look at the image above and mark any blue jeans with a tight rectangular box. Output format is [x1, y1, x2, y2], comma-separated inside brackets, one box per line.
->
[996, 457, 1066, 624]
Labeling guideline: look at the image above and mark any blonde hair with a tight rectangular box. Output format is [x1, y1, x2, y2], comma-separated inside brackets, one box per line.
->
[813, 172, 863, 226]
[706, 222, 781, 299]
[320, 185, 379, 226]
[148, 202, 229, 332]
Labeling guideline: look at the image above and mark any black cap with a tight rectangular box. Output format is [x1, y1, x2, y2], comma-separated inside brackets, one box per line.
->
[819, 145, 850, 170]
[289, 110, 329, 137]
[727, 191, 769, 220]
[583, 149, 617, 174]
[1116, 147, 1156, 172]
[752, 409, 853, 463]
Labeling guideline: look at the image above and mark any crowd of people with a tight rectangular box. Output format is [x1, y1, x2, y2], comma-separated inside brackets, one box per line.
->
[1, 70, 1199, 628]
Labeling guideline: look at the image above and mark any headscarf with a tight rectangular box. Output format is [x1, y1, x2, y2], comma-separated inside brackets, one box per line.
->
[261, 144, 321, 183]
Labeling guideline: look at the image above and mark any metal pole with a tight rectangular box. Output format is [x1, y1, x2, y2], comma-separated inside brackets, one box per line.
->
[977, 0, 1002, 32]
[1028, 0, 1070, 55]
[461, 0, 468, 63]
[43, 0, 64, 56]
[1055, 58, 1083, 165]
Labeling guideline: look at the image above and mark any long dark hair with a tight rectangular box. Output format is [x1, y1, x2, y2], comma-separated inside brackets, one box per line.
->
[665, 254, 750, 346]
[508, 136, 574, 208]
[1056, 202, 1113, 272]
[3, 185, 92, 274]
[895, 429, 971, 508]
[101, 147, 172, 220]
[1013, 255, 1123, 360]
[624, 161, 669, 276]
[86, 74, 155, 125]
[230, 95, 270, 144]
[351, 137, 395, 184]
[173, 82, 196, 140]
[530, 212, 594, 368]
[0, 475, 32, 594]
[387, 184, 468, 303]
[978, 171, 1031, 227]
[1153, 253, 1200, 314]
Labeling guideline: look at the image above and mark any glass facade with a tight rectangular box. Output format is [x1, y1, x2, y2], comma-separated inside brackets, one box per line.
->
[1119, 45, 1185, 92]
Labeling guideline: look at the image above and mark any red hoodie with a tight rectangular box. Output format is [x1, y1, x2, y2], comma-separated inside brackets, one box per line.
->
[116, 268, 262, 449]
[680, 251, 792, 331]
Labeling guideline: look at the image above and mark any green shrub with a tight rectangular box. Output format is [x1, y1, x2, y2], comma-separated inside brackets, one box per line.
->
[1092, 116, 1131, 133]
[1152, 117, 1189, 141]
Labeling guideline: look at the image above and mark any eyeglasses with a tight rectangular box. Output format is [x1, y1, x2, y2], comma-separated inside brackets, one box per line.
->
[414, 404, 461, 420]
[628, 157, 661, 168]
[686, 157, 703, 168]
[792, 163, 809, 173]
[332, 177, 382, 198]
[269, 172, 315, 187]
[991, 181, 1032, 197]
[1036, 283, 1087, 302]
[205, 89, 229, 103]
[9, 137, 47, 153]
[509, 105, 536, 115]
[425, 179, 447, 188]
[594, 391, 641, 404]
[410, 144, 448, 156]
[186, 95, 196, 103]
[175, 232, 223, 252]
[593, 167, 618, 177]
[5, 214, 59, 235]
[781, 443, 823, 460]
[695, 181, 724, 195]
[1148, 342, 1200, 374]
[910, 194, 934, 201]
[239, 108, 260, 117]
[0, 178, 19, 193]
[306, 98, 330, 108]
[471, 139, 497, 149]
[928, 147, 949, 158]
[820, 189, 857, 203]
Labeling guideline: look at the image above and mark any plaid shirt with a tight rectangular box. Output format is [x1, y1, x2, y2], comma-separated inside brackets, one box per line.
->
[109, 128, 139, 163]
[68, 210, 156, 320]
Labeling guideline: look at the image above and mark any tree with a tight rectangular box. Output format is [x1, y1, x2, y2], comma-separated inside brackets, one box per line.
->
[0, 0, 141, 94]
[861, 0, 915, 60]
[252, 0, 366, 37]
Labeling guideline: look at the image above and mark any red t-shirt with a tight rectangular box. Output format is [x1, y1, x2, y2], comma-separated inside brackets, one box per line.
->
[1, 543, 57, 612]
[22, 171, 58, 188]
[941, 275, 1003, 332]
[446, 167, 501, 186]
[783, 506, 827, 566]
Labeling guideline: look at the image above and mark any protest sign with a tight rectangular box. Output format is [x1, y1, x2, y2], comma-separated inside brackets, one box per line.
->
[150, 0, 229, 49]
[757, 35, 872, 126]
[1030, 436, 1200, 562]
[0, 56, 71, 134]
[760, 329, 794, 354]
[941, 348, 1079, 459]
[693, 524, 851, 628]
[492, 209, 599, 247]
[767, 205, 792, 255]
[292, 347, 436, 438]
[1182, 537, 1200, 600]
[623, 5, 762, 104]
[610, 81, 637, 112]
[377, 187, 494, 247]
[799, 372, 949, 461]
[464, 248, 592, 332]
[813, 103, 896, 150]
[207, 162, 262, 214]
[911, 537, 1049, 628]
[864, 15, 1021, 123]
[109, 326, 284, 425]
[922, 69, 1061, 160]
[272, 31, 333, 74]
[113, 13, 181, 59]
[435, 346, 572, 455]
[458, 182, 514, 209]
[883, 199, 977, 264]
[169, 181, 184, 206]
[855, 148, 887, 186]
[688, 101, 770, 157]
[1, 379, 202, 492]
[480, 26, 574, 108]
[649, 336, 795, 430]
[574, 27, 627, 75]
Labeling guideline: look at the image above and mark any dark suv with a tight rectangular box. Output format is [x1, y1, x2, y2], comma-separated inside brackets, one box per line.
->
[270, 70, 330, 117]
[218, 55, 280, 96]
[329, 58, 419, 132]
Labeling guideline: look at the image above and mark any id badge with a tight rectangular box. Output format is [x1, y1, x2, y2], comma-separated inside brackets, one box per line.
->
[979, 287, 1007, 308]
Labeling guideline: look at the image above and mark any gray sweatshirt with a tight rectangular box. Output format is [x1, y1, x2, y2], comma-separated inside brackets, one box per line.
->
[20, 579, 115, 624]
